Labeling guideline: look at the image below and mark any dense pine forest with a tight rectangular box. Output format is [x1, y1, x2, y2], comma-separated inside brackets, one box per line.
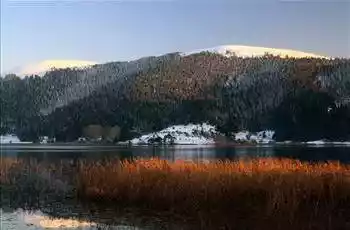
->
[1, 52, 349, 142]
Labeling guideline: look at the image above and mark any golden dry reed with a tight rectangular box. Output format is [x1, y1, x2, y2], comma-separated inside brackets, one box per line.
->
[77, 158, 350, 229]
[0, 158, 19, 183]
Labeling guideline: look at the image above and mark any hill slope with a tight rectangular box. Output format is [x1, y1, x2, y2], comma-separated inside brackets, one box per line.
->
[0, 49, 349, 142]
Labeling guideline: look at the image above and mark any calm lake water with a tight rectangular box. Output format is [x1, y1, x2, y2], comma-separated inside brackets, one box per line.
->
[1, 145, 350, 229]
[2, 145, 350, 163]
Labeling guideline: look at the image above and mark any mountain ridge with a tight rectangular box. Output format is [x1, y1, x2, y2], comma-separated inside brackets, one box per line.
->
[6, 45, 331, 77]
[1, 50, 349, 142]
[11, 60, 98, 77]
[182, 45, 329, 59]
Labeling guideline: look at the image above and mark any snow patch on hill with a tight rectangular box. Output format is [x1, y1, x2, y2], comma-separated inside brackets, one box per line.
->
[129, 123, 218, 145]
[182, 45, 329, 59]
[128, 124, 277, 145]
[1, 134, 22, 144]
[14, 60, 97, 77]
[305, 140, 350, 146]
[0, 134, 33, 144]
[233, 130, 276, 144]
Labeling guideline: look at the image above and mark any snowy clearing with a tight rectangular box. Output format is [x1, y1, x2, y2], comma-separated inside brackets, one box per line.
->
[128, 124, 277, 146]
[306, 140, 350, 146]
[129, 123, 218, 145]
[0, 134, 32, 144]
[233, 130, 275, 144]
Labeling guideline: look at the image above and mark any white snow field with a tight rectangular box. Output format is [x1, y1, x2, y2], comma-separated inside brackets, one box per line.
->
[233, 130, 276, 144]
[0, 134, 25, 144]
[129, 123, 277, 145]
[129, 123, 218, 145]
[182, 45, 329, 59]
[12, 60, 97, 77]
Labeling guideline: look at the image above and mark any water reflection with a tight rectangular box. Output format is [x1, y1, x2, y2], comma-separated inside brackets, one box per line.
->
[158, 146, 216, 161]
[2, 145, 350, 163]
[18, 210, 96, 229]
[1, 204, 188, 230]
[273, 146, 350, 163]
[1, 209, 146, 230]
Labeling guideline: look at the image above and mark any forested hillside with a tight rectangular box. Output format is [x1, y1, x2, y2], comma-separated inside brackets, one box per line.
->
[1, 52, 349, 142]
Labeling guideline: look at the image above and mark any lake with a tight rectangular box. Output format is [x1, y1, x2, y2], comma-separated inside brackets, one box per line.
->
[3, 144, 350, 163]
[1, 145, 350, 229]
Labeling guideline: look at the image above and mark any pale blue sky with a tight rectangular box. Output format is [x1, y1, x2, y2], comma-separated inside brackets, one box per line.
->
[1, 0, 349, 73]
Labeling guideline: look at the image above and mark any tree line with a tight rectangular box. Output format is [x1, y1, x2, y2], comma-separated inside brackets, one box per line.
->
[1, 53, 349, 142]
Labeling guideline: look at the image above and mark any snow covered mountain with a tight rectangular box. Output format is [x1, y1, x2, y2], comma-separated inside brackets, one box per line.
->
[14, 60, 97, 77]
[182, 45, 329, 59]
[8, 45, 328, 77]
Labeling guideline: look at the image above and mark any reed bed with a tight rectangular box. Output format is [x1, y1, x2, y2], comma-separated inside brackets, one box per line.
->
[2, 157, 350, 229]
[77, 158, 350, 229]
[0, 157, 75, 200]
[0, 158, 20, 184]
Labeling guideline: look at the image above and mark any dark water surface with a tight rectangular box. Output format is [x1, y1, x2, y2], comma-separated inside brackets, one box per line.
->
[1, 145, 350, 229]
[2, 144, 350, 163]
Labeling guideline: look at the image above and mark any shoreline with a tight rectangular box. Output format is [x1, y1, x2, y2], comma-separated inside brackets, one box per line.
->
[76, 158, 350, 229]
[1, 141, 350, 151]
[0, 143, 122, 151]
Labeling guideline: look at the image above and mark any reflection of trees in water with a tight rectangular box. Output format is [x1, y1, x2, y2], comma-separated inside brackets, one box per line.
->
[212, 147, 275, 160]
[156, 147, 216, 162]
[4, 146, 350, 166]
[14, 150, 126, 163]
[3, 147, 276, 164]
[234, 147, 275, 158]
[1, 149, 20, 158]
[274, 146, 350, 164]
[214, 147, 236, 159]
[2, 189, 192, 230]
[16, 151, 83, 162]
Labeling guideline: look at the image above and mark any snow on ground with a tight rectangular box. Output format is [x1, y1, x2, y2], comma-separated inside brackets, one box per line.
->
[306, 140, 326, 145]
[0, 134, 33, 144]
[233, 130, 275, 144]
[331, 142, 350, 146]
[181, 45, 329, 59]
[0, 134, 32, 144]
[124, 124, 350, 146]
[129, 126, 277, 145]
[129, 123, 218, 145]
[13, 60, 97, 77]
[306, 140, 350, 146]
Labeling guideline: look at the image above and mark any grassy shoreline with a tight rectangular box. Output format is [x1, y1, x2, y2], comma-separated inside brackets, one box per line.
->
[77, 158, 350, 229]
[2, 157, 350, 229]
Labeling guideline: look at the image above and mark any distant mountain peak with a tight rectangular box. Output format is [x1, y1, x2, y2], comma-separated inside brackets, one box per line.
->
[15, 60, 97, 77]
[182, 45, 329, 59]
